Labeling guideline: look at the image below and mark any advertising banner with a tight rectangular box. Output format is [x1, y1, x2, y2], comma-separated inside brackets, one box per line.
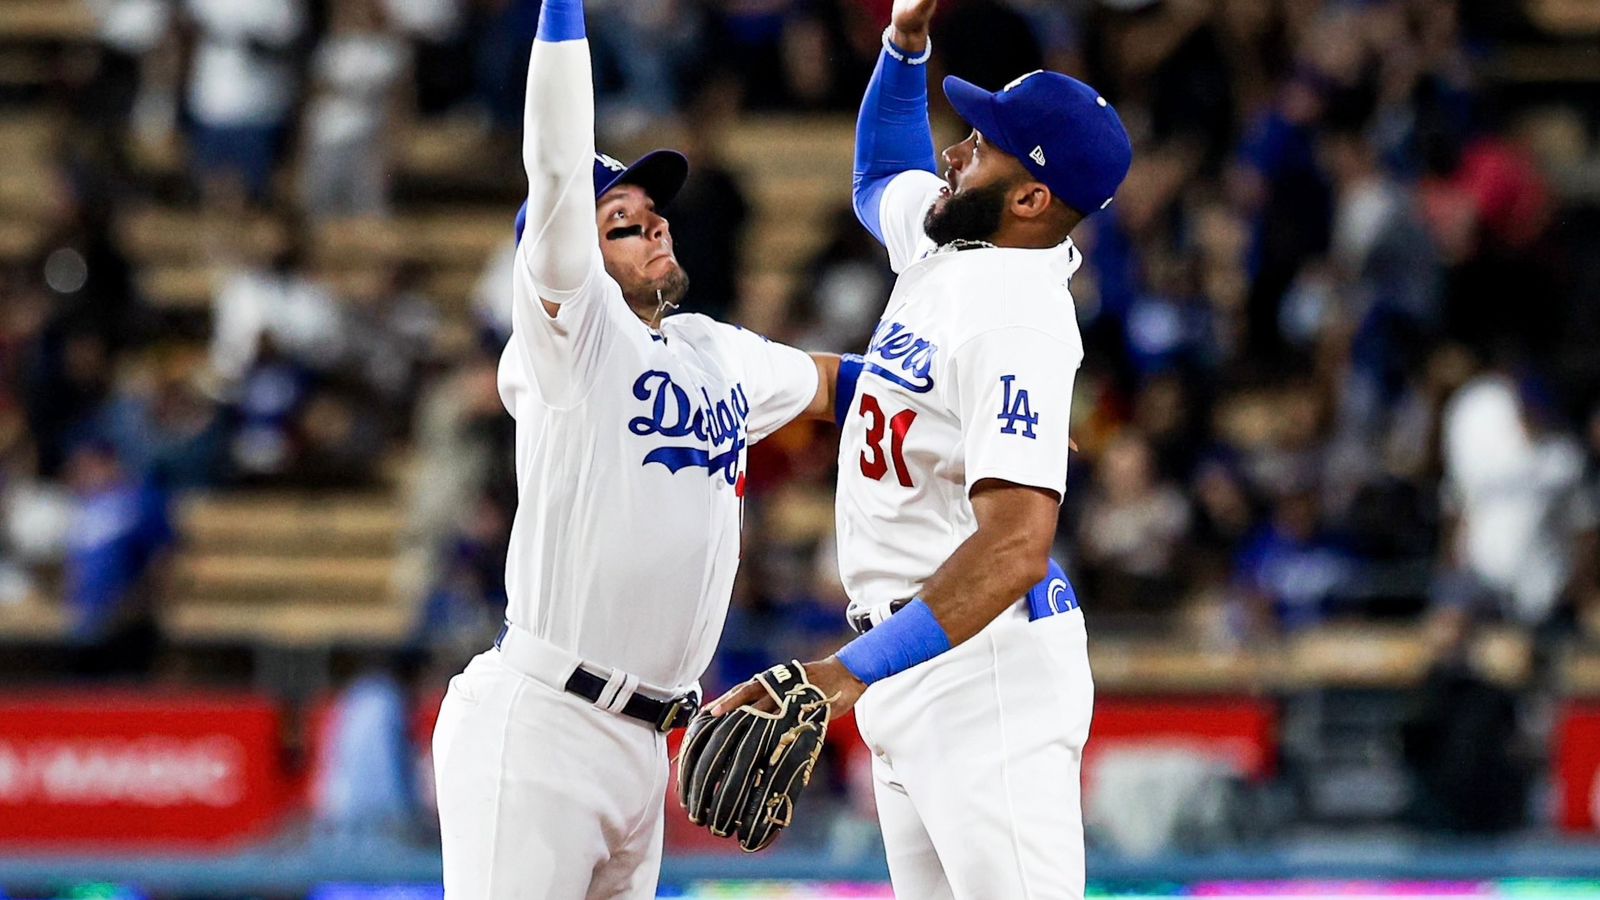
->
[0, 693, 287, 846]
[1556, 703, 1600, 832]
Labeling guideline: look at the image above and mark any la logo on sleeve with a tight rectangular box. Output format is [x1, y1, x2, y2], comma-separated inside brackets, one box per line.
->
[997, 375, 1038, 439]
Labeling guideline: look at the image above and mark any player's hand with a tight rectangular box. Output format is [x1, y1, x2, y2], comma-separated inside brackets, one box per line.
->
[706, 657, 866, 721]
[890, 0, 937, 50]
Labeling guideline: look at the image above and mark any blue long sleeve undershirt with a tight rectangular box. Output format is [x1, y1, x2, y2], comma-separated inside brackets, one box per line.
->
[852, 44, 939, 245]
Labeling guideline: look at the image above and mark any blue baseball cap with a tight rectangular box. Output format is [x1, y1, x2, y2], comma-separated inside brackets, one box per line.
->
[943, 71, 1133, 217]
[515, 149, 689, 243]
[592, 149, 688, 208]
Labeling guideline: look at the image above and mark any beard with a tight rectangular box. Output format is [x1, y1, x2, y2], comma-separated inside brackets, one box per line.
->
[923, 179, 1014, 246]
[611, 256, 688, 315]
[618, 261, 691, 316]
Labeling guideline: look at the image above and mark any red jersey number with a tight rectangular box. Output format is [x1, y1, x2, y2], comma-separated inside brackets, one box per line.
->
[858, 393, 917, 488]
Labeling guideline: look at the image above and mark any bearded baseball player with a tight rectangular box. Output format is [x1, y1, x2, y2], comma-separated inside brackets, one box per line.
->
[428, 0, 847, 894]
[706, 0, 1133, 896]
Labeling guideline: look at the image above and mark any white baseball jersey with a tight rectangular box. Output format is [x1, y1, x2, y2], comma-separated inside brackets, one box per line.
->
[836, 170, 1084, 616]
[498, 247, 818, 691]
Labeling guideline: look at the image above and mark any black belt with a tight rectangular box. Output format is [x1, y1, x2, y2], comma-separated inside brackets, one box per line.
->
[848, 598, 909, 635]
[494, 624, 700, 733]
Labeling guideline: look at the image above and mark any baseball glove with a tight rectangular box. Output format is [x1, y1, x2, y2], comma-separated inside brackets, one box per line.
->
[676, 661, 832, 852]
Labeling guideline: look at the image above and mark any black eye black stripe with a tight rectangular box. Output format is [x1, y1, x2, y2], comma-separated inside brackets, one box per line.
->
[605, 225, 645, 241]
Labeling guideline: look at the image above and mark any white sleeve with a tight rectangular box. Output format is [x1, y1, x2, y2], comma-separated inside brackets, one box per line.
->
[508, 34, 613, 406]
[508, 251, 612, 408]
[719, 325, 820, 443]
[878, 171, 943, 273]
[518, 37, 601, 305]
[950, 326, 1083, 501]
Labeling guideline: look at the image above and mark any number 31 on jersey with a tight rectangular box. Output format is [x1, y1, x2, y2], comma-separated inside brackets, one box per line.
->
[857, 393, 916, 487]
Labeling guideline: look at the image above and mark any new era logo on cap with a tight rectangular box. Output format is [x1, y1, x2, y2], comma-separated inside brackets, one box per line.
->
[590, 149, 689, 208]
[1030, 146, 1047, 166]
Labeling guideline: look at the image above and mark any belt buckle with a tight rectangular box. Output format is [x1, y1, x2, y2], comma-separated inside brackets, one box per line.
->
[848, 611, 872, 635]
[655, 693, 699, 733]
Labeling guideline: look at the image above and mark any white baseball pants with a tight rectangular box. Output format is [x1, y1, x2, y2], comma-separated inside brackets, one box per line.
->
[432, 650, 669, 899]
[854, 605, 1094, 900]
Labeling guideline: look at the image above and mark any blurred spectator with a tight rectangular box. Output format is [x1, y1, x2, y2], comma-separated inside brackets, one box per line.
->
[708, 0, 794, 110]
[342, 260, 441, 409]
[1124, 254, 1217, 379]
[665, 86, 751, 322]
[31, 168, 146, 357]
[588, 0, 706, 131]
[777, 0, 871, 112]
[182, 0, 307, 204]
[471, 0, 539, 133]
[415, 492, 510, 657]
[101, 357, 228, 493]
[1402, 650, 1531, 834]
[0, 402, 49, 606]
[1434, 372, 1597, 632]
[383, 0, 469, 116]
[0, 291, 76, 572]
[226, 339, 314, 481]
[1099, 0, 1235, 169]
[473, 237, 516, 345]
[1188, 455, 1260, 577]
[1421, 133, 1559, 355]
[1010, 0, 1083, 75]
[1130, 374, 1205, 479]
[20, 325, 116, 481]
[230, 349, 391, 488]
[935, 0, 1045, 93]
[1296, 127, 1444, 445]
[1232, 489, 1355, 638]
[311, 667, 419, 836]
[295, 387, 391, 487]
[1324, 129, 1440, 328]
[300, 0, 412, 218]
[62, 441, 174, 676]
[1579, 411, 1600, 643]
[406, 350, 512, 557]
[208, 225, 346, 387]
[1077, 432, 1191, 619]
[786, 206, 894, 352]
[1229, 73, 1333, 359]
[83, 0, 174, 173]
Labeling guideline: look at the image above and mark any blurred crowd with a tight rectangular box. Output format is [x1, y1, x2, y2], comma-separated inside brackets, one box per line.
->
[0, 0, 1599, 843]
[721, 0, 1600, 684]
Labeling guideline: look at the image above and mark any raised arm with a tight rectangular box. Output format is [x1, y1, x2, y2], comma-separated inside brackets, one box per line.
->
[520, 0, 598, 304]
[852, 0, 940, 244]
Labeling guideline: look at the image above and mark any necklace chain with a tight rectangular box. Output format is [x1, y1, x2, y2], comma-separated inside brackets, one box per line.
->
[936, 239, 998, 254]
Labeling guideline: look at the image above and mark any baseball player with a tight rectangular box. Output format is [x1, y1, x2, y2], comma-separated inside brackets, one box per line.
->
[707, 0, 1133, 896]
[428, 0, 843, 895]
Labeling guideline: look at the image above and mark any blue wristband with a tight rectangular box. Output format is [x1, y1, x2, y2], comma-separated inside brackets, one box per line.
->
[836, 598, 952, 685]
[881, 27, 932, 66]
[834, 354, 865, 429]
[536, 0, 585, 42]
